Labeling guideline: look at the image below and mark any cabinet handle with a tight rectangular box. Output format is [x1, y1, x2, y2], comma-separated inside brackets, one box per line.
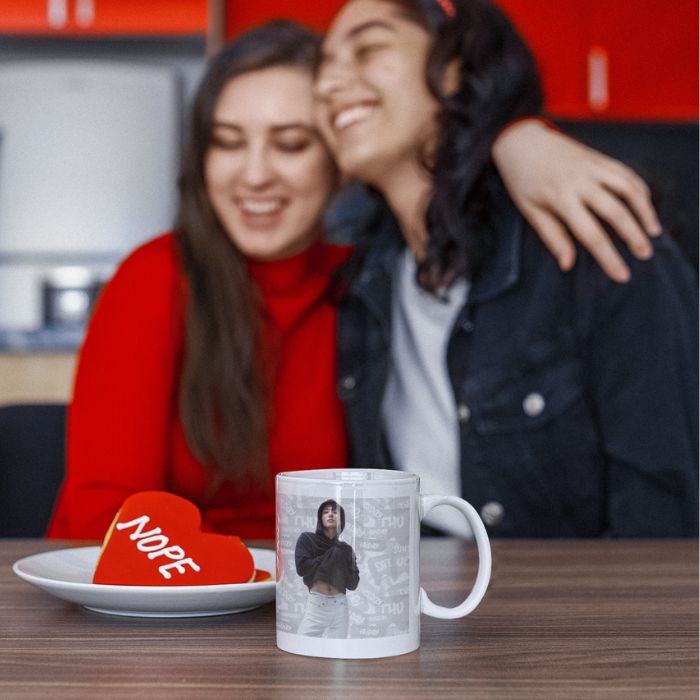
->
[47, 0, 68, 29]
[74, 0, 95, 27]
[587, 46, 610, 112]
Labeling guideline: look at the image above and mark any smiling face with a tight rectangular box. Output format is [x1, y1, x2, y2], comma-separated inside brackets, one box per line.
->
[314, 0, 438, 189]
[204, 65, 337, 262]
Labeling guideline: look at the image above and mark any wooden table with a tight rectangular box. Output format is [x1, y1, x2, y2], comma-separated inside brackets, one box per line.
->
[1, 539, 697, 699]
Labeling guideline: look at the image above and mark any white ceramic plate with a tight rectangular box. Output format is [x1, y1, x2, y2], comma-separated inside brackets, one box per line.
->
[13, 545, 276, 618]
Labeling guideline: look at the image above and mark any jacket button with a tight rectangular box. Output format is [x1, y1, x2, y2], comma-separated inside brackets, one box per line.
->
[457, 403, 471, 423]
[461, 319, 475, 333]
[341, 375, 356, 391]
[480, 501, 504, 527]
[523, 392, 545, 417]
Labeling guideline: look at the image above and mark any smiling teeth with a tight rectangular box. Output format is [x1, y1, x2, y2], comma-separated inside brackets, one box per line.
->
[334, 105, 375, 130]
[240, 199, 283, 215]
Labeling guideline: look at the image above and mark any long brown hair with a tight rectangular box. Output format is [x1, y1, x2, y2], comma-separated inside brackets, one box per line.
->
[175, 21, 322, 482]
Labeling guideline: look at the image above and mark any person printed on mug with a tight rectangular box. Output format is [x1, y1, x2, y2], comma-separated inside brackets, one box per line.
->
[295, 500, 360, 638]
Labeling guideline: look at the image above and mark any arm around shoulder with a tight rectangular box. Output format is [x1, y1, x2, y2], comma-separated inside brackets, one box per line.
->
[493, 118, 661, 282]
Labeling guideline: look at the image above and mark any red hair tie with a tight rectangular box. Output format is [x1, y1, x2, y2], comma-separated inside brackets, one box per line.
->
[436, 0, 456, 17]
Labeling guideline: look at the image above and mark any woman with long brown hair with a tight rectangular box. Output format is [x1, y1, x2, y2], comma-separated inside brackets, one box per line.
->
[48, 21, 351, 539]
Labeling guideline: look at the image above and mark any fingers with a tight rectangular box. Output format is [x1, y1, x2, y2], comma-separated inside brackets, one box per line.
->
[583, 186, 653, 260]
[521, 204, 577, 271]
[557, 196, 631, 283]
[493, 121, 658, 283]
[594, 157, 662, 237]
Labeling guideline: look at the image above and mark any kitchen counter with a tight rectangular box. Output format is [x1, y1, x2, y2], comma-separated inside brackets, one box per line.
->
[0, 352, 76, 404]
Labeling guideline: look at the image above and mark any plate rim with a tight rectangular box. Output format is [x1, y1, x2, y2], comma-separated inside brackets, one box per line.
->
[12, 544, 276, 593]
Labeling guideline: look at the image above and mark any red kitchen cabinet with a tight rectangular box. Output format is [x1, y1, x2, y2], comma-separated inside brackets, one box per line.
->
[498, 0, 698, 120]
[226, 0, 697, 122]
[0, 0, 207, 36]
[0, 0, 58, 32]
[8, 1, 692, 120]
[226, 0, 345, 37]
[496, 0, 589, 119]
[226, 0, 697, 121]
[585, 0, 697, 120]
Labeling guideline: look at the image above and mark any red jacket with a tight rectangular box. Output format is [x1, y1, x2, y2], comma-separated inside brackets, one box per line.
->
[48, 233, 351, 541]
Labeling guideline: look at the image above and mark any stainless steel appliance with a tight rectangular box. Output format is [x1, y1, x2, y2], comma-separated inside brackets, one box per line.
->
[0, 59, 181, 348]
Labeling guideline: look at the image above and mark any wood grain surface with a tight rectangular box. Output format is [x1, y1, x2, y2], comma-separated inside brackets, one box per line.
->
[1, 539, 696, 699]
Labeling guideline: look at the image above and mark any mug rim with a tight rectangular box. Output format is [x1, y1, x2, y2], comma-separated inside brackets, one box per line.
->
[276, 468, 418, 486]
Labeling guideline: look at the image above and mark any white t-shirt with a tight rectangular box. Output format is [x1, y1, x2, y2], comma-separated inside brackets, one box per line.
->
[381, 248, 473, 537]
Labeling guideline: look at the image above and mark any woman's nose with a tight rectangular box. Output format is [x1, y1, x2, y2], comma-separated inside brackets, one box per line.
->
[240, 146, 274, 188]
[314, 61, 354, 100]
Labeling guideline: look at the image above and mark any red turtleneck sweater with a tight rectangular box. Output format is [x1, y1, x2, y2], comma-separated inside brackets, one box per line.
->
[47, 233, 351, 541]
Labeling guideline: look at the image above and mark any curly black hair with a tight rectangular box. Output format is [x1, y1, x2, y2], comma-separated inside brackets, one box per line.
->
[368, 0, 544, 289]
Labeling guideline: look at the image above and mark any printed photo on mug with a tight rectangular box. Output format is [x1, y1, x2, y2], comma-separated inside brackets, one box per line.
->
[277, 492, 412, 641]
[295, 499, 358, 639]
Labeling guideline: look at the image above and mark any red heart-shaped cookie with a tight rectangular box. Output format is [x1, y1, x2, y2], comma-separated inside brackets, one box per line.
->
[92, 491, 255, 586]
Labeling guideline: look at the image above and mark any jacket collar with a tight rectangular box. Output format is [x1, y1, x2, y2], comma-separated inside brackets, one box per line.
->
[468, 197, 523, 305]
[347, 210, 402, 337]
[351, 195, 524, 307]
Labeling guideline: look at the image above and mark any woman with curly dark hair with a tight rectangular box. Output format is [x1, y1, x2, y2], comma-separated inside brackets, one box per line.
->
[316, 0, 698, 537]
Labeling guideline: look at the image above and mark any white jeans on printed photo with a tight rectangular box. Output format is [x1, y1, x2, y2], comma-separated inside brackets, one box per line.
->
[296, 591, 349, 638]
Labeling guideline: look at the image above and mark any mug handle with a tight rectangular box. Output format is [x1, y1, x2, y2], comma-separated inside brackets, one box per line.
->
[419, 494, 492, 619]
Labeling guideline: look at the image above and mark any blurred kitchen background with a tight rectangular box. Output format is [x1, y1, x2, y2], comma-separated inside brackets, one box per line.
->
[0, 0, 697, 404]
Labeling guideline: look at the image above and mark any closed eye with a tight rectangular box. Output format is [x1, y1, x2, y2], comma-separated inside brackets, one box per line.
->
[210, 136, 243, 150]
[210, 124, 243, 150]
[356, 42, 389, 60]
[275, 139, 312, 154]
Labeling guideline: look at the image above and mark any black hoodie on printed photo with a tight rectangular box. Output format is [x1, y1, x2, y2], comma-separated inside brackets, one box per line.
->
[294, 500, 360, 593]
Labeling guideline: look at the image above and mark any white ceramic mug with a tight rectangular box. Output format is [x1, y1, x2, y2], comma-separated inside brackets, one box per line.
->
[275, 469, 491, 659]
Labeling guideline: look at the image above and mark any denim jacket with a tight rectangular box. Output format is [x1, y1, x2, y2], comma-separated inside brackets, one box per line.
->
[336, 198, 698, 537]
